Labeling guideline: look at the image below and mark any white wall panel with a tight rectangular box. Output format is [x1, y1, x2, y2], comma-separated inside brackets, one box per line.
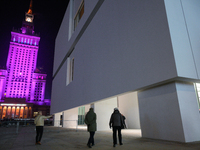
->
[94, 97, 117, 131]
[138, 82, 200, 142]
[118, 92, 140, 129]
[63, 107, 78, 128]
[54, 112, 62, 127]
[164, 0, 199, 78]
[181, 0, 200, 78]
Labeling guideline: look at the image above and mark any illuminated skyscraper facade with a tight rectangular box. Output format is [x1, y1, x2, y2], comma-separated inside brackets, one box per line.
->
[0, 1, 50, 119]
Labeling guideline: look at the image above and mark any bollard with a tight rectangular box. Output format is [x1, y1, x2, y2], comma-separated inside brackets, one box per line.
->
[16, 122, 19, 134]
[58, 121, 60, 133]
[76, 120, 78, 132]
[23, 120, 26, 127]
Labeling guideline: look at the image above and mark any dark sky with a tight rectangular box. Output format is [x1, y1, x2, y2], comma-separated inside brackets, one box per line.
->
[0, 0, 69, 99]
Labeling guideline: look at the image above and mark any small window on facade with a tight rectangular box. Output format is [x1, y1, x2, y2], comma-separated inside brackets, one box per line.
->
[66, 57, 74, 85]
[74, 0, 84, 30]
[194, 83, 200, 109]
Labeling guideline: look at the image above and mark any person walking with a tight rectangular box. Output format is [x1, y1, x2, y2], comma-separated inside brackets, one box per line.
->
[109, 108, 124, 147]
[84, 108, 97, 148]
[34, 111, 52, 145]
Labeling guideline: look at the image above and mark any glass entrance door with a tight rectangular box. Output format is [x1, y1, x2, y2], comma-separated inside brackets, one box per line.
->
[78, 106, 85, 125]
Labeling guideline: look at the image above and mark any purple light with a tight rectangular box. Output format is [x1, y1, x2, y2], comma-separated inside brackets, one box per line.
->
[0, 69, 7, 101]
[22, 28, 26, 34]
[0, 22, 49, 106]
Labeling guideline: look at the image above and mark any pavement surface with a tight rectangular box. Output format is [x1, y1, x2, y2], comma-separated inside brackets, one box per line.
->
[1, 126, 200, 150]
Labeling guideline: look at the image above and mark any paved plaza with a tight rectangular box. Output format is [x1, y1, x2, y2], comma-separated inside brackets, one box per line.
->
[1, 126, 200, 150]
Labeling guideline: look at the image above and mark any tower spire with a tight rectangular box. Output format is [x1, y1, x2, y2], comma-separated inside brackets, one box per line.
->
[22, 0, 34, 34]
[27, 0, 33, 14]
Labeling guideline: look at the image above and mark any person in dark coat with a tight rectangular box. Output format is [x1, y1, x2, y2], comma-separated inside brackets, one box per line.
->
[109, 108, 124, 147]
[84, 108, 97, 148]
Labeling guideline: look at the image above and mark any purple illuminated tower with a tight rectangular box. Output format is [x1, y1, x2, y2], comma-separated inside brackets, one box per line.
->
[0, 1, 50, 119]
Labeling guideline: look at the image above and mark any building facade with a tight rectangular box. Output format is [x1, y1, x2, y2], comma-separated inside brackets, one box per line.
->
[51, 0, 200, 143]
[0, 1, 50, 119]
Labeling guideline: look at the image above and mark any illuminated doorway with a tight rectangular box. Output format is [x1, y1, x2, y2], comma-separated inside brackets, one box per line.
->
[2, 107, 7, 119]
[24, 107, 28, 118]
[11, 107, 15, 118]
[28, 107, 32, 118]
[0, 106, 2, 119]
[19, 107, 24, 118]
[7, 106, 11, 119]
[15, 107, 20, 118]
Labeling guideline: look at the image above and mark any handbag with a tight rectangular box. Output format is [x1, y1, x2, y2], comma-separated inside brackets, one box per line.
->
[120, 114, 127, 129]
[121, 123, 125, 129]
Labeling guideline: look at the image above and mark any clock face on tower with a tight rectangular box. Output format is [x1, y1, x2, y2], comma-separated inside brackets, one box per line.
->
[26, 17, 32, 22]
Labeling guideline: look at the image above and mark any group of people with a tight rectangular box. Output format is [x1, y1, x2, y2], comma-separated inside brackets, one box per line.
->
[84, 107, 126, 148]
[34, 108, 126, 148]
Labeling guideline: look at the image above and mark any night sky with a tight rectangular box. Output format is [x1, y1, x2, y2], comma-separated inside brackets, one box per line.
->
[0, 0, 69, 99]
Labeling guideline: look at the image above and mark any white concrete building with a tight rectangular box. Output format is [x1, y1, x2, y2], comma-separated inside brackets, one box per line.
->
[51, 0, 200, 143]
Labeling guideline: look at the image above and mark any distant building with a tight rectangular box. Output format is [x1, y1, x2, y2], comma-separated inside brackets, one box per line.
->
[0, 1, 50, 119]
[51, 0, 200, 143]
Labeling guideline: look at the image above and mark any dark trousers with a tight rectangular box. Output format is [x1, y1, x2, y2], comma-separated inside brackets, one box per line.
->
[87, 131, 95, 145]
[112, 126, 122, 144]
[36, 126, 43, 143]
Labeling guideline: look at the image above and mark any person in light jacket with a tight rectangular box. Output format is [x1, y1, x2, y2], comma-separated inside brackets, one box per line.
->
[34, 111, 52, 145]
[84, 108, 97, 148]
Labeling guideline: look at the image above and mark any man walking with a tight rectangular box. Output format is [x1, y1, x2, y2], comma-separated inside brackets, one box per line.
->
[84, 108, 97, 148]
[109, 108, 124, 147]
